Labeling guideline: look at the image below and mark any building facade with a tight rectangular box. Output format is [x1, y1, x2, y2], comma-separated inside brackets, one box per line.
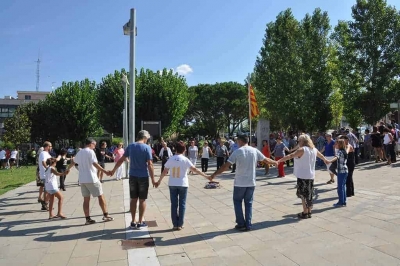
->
[0, 91, 50, 137]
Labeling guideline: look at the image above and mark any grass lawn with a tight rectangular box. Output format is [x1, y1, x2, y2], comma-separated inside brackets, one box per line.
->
[0, 166, 37, 196]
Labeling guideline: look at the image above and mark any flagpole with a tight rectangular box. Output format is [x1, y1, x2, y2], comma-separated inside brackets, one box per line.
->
[248, 73, 251, 143]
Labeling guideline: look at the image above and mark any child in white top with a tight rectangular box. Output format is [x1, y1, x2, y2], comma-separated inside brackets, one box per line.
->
[45, 158, 68, 219]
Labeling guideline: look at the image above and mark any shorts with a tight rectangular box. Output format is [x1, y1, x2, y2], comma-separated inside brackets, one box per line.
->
[47, 189, 59, 195]
[129, 176, 149, 199]
[80, 182, 103, 198]
[99, 162, 105, 168]
[9, 158, 16, 163]
[0, 159, 7, 164]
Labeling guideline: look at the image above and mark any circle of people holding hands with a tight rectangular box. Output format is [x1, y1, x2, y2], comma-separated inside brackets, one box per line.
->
[33, 122, 398, 232]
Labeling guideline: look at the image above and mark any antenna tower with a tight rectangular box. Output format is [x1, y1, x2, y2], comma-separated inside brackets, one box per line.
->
[35, 52, 41, 91]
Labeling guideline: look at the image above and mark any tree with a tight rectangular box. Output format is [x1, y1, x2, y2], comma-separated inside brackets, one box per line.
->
[186, 82, 248, 137]
[333, 0, 400, 125]
[255, 9, 304, 131]
[45, 79, 102, 142]
[136, 68, 190, 137]
[185, 84, 225, 138]
[255, 8, 334, 132]
[97, 69, 127, 136]
[3, 107, 31, 146]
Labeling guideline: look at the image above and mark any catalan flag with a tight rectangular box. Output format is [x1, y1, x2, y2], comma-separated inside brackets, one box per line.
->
[249, 85, 260, 119]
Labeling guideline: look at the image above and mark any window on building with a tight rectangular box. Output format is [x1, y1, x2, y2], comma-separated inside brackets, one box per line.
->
[1, 108, 8, 113]
[25, 95, 31, 100]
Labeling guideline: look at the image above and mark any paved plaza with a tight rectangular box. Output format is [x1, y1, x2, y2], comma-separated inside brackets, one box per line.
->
[0, 158, 400, 266]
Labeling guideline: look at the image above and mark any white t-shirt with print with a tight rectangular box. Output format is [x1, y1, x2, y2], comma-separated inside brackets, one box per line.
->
[73, 147, 99, 184]
[10, 150, 18, 159]
[45, 166, 58, 191]
[39, 151, 51, 180]
[228, 146, 266, 187]
[165, 154, 194, 187]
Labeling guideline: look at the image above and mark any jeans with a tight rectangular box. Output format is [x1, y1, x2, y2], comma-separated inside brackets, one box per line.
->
[337, 173, 348, 205]
[233, 186, 255, 229]
[169, 186, 188, 227]
[57, 168, 67, 189]
[201, 158, 209, 172]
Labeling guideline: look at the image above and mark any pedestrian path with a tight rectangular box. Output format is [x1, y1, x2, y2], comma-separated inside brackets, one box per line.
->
[1, 159, 400, 265]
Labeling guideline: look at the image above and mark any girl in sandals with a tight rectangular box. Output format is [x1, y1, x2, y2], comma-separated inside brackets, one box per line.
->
[45, 158, 68, 219]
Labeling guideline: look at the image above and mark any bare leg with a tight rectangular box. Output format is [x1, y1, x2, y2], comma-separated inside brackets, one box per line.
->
[83, 197, 90, 217]
[329, 173, 334, 181]
[48, 194, 55, 218]
[138, 199, 146, 223]
[54, 192, 65, 217]
[98, 195, 108, 214]
[38, 186, 44, 201]
[130, 198, 138, 222]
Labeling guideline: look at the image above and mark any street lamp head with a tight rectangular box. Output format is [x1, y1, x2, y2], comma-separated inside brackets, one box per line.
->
[123, 20, 131, 35]
[121, 74, 130, 86]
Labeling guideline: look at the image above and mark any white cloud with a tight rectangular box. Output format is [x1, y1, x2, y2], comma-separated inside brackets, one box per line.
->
[175, 64, 193, 76]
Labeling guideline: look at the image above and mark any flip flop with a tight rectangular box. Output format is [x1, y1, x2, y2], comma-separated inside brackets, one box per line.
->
[48, 216, 59, 220]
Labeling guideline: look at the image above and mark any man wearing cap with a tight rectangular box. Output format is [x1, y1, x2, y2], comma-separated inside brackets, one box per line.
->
[111, 130, 156, 230]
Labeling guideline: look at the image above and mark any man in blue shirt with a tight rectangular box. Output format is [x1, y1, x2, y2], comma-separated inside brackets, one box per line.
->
[112, 130, 155, 229]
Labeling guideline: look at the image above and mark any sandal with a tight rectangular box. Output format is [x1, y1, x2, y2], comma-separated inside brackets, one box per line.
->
[326, 180, 334, 184]
[297, 212, 308, 219]
[307, 212, 312, 218]
[49, 215, 59, 220]
[57, 215, 67, 219]
[102, 216, 114, 222]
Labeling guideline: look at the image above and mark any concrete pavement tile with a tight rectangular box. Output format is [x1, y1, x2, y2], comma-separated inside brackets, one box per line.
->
[98, 245, 127, 262]
[67, 254, 98, 266]
[47, 240, 77, 254]
[23, 241, 52, 250]
[185, 247, 217, 260]
[155, 245, 185, 256]
[374, 243, 400, 259]
[216, 245, 247, 258]
[345, 232, 390, 247]
[98, 259, 128, 266]
[157, 253, 191, 265]
[0, 243, 26, 258]
[38, 251, 71, 266]
[222, 254, 262, 266]
[71, 242, 101, 257]
[191, 256, 226, 265]
[249, 248, 298, 266]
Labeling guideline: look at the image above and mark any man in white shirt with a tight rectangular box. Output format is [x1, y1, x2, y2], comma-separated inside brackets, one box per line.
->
[0, 148, 6, 169]
[68, 138, 114, 225]
[211, 135, 277, 231]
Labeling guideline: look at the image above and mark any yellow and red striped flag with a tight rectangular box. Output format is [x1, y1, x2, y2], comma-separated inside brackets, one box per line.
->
[249, 85, 260, 119]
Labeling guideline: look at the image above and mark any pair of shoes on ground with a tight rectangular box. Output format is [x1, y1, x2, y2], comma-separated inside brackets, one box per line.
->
[130, 221, 148, 229]
[297, 212, 312, 219]
[85, 215, 114, 225]
[327, 179, 335, 184]
[173, 226, 184, 231]
[333, 202, 346, 207]
[234, 224, 251, 231]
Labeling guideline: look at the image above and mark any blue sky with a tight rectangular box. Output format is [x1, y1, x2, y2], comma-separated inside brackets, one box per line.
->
[0, 0, 398, 96]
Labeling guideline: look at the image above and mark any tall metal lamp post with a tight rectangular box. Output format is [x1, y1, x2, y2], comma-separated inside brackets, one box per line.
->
[123, 8, 137, 144]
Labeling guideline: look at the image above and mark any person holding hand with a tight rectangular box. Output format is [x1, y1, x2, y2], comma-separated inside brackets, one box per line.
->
[45, 158, 69, 219]
[156, 141, 211, 231]
[210, 135, 277, 231]
[111, 130, 155, 230]
[277, 134, 328, 219]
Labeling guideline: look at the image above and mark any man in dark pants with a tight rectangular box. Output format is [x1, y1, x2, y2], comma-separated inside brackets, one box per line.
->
[215, 138, 229, 170]
[112, 130, 156, 229]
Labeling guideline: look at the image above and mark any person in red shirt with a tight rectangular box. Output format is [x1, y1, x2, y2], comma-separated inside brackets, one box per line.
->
[262, 140, 271, 175]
